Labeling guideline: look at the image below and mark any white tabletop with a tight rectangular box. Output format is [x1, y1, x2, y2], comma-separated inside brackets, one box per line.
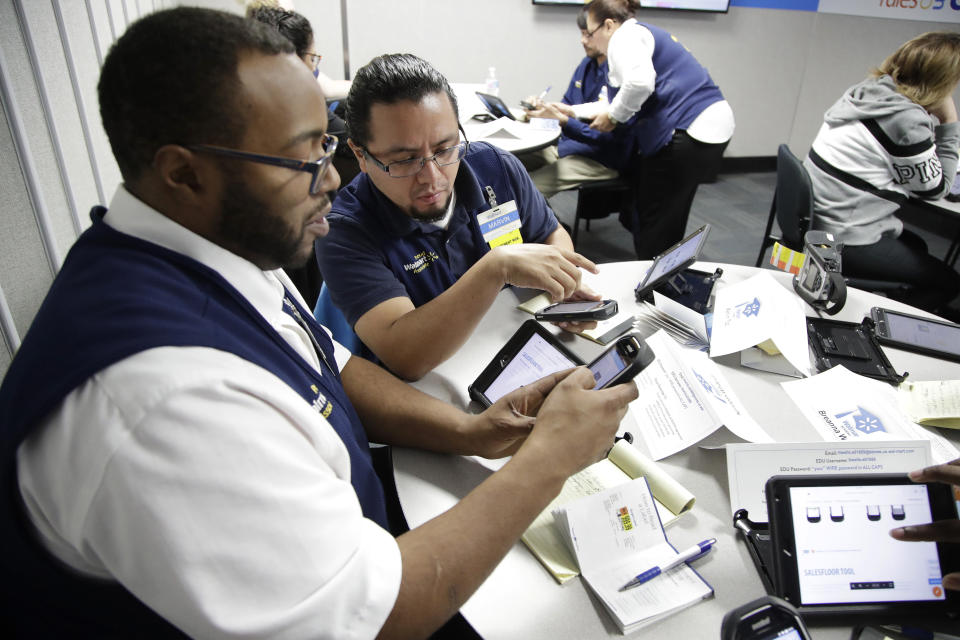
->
[452, 83, 560, 155]
[394, 262, 960, 639]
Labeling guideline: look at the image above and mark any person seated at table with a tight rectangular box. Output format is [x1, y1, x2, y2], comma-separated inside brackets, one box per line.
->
[804, 31, 960, 316]
[891, 458, 960, 591]
[0, 8, 640, 639]
[519, 6, 640, 198]
[316, 53, 601, 380]
[583, 0, 735, 260]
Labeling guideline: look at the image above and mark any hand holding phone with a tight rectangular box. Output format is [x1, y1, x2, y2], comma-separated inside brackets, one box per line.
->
[534, 299, 618, 322]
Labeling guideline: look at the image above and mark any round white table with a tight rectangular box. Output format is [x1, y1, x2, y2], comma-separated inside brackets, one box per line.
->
[394, 261, 960, 639]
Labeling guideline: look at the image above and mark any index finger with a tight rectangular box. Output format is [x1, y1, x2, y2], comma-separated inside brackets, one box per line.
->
[556, 248, 599, 274]
[908, 459, 960, 486]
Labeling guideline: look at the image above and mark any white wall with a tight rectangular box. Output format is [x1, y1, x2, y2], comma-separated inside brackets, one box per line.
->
[0, 0, 957, 375]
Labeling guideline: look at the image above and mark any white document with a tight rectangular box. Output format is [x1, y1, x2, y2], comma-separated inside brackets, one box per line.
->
[725, 440, 933, 521]
[781, 366, 960, 464]
[710, 272, 812, 377]
[630, 330, 772, 460]
[552, 478, 713, 633]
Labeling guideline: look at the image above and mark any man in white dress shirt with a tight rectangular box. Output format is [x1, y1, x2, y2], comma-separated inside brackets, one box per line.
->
[0, 8, 637, 639]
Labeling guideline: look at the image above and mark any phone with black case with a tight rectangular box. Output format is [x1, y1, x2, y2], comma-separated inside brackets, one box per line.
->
[534, 299, 618, 322]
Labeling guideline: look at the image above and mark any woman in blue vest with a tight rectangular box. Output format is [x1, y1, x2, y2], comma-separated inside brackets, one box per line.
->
[584, 0, 734, 259]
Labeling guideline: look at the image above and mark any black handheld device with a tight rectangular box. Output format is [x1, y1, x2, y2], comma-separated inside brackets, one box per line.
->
[634, 224, 711, 301]
[584, 332, 654, 389]
[869, 306, 960, 363]
[534, 299, 618, 322]
[720, 596, 811, 640]
[474, 91, 516, 120]
[519, 99, 535, 110]
[765, 474, 960, 621]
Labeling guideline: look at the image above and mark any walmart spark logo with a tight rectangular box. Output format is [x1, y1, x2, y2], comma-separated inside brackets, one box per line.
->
[835, 406, 885, 435]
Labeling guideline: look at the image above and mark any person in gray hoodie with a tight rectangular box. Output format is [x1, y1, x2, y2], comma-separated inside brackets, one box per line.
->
[805, 31, 960, 315]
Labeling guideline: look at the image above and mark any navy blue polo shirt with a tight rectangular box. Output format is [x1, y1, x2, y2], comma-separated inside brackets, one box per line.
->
[557, 57, 639, 172]
[316, 141, 558, 326]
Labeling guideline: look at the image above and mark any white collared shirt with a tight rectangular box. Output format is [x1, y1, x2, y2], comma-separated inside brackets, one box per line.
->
[16, 186, 401, 640]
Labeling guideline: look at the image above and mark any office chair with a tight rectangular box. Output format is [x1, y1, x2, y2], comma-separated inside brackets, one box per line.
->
[754, 144, 811, 267]
[313, 282, 364, 355]
[571, 176, 631, 248]
[755, 145, 913, 298]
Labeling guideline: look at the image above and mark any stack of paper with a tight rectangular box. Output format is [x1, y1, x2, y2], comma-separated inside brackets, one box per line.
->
[552, 478, 713, 633]
[521, 440, 695, 583]
[635, 301, 706, 348]
[898, 380, 960, 429]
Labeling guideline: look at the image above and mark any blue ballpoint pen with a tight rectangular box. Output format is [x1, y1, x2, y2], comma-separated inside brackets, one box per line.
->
[618, 538, 717, 591]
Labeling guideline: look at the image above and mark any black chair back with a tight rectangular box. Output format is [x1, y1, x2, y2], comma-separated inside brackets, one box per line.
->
[774, 144, 813, 250]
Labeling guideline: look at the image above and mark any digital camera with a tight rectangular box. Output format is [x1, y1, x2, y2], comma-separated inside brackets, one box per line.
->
[792, 231, 846, 315]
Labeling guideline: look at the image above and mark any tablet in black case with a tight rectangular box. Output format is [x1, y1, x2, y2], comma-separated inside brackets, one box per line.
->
[765, 474, 960, 625]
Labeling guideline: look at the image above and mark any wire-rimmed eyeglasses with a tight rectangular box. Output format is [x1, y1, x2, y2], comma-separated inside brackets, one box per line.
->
[362, 140, 469, 178]
[189, 134, 338, 195]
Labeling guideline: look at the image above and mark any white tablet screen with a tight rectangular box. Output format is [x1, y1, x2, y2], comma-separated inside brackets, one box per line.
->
[788, 484, 944, 605]
[483, 333, 577, 404]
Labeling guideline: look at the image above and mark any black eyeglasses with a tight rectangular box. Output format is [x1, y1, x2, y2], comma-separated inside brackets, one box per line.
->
[189, 134, 338, 195]
[582, 22, 603, 39]
[362, 140, 469, 178]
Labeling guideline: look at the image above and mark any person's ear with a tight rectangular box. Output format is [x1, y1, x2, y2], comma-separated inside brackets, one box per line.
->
[347, 138, 368, 174]
[153, 144, 213, 203]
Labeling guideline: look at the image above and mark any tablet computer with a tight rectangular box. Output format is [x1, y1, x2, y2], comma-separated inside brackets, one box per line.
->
[468, 320, 582, 407]
[475, 91, 516, 121]
[634, 224, 711, 301]
[766, 474, 960, 621]
[870, 306, 960, 364]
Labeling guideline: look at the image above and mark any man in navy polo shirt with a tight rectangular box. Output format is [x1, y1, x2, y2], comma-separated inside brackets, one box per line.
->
[316, 54, 601, 381]
[520, 6, 639, 197]
[0, 9, 638, 638]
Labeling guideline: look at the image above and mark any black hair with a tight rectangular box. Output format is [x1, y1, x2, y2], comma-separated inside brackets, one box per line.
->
[246, 5, 313, 59]
[97, 7, 294, 183]
[576, 6, 588, 30]
[585, 0, 637, 25]
[345, 53, 459, 148]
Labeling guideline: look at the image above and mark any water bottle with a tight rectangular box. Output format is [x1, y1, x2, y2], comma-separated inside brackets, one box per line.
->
[485, 67, 499, 96]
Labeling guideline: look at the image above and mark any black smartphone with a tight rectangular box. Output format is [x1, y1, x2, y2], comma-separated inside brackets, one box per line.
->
[585, 333, 654, 389]
[720, 596, 812, 640]
[765, 474, 960, 620]
[519, 99, 535, 110]
[534, 299, 618, 322]
[870, 306, 960, 363]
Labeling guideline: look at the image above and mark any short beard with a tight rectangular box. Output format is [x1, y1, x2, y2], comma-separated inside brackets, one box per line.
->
[216, 174, 317, 270]
[405, 193, 452, 224]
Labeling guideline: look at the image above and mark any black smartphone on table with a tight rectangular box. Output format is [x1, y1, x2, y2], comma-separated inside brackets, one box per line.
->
[765, 474, 960, 622]
[869, 306, 960, 363]
[534, 299, 618, 322]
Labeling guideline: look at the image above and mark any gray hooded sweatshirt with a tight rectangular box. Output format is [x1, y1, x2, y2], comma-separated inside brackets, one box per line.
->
[804, 74, 959, 246]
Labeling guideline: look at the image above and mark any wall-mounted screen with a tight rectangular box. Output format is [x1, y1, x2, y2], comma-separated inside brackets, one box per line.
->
[532, 0, 730, 12]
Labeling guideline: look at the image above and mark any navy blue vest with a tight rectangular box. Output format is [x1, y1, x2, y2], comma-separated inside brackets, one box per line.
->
[0, 207, 388, 637]
[633, 22, 725, 156]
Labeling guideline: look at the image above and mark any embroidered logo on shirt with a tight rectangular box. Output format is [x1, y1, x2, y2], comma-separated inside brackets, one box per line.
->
[403, 250, 440, 274]
[310, 384, 333, 418]
[574, 80, 582, 89]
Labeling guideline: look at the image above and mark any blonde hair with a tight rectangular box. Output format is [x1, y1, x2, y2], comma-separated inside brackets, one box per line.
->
[873, 31, 960, 109]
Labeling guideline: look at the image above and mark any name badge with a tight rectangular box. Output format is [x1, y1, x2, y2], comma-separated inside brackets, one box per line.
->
[477, 200, 523, 248]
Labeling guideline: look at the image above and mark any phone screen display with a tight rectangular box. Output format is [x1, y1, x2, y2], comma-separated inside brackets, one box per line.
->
[483, 333, 576, 404]
[787, 483, 944, 606]
[764, 628, 805, 640]
[883, 312, 960, 357]
[589, 346, 626, 389]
